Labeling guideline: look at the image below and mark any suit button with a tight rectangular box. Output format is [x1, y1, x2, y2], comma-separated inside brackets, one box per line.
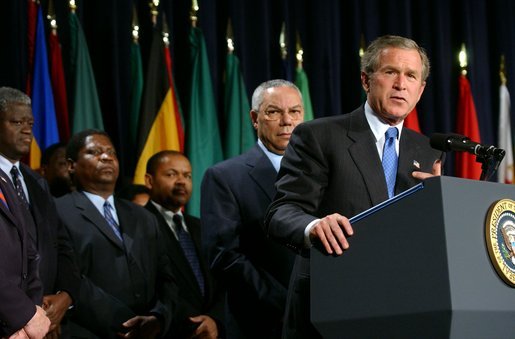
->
[134, 293, 141, 298]
[23, 273, 27, 279]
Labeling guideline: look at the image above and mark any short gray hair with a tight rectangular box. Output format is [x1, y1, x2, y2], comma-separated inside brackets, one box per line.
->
[360, 35, 430, 81]
[0, 87, 31, 114]
[251, 79, 302, 111]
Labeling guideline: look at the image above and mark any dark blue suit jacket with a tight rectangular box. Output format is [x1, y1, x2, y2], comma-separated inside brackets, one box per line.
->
[21, 164, 80, 300]
[0, 169, 42, 337]
[145, 203, 225, 338]
[201, 145, 295, 339]
[265, 107, 444, 338]
[56, 191, 176, 338]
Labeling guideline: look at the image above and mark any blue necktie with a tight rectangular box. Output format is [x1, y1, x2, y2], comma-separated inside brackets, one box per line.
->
[104, 201, 123, 241]
[382, 127, 398, 199]
[173, 214, 205, 295]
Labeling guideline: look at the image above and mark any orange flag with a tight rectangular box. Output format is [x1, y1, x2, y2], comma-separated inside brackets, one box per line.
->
[455, 74, 482, 179]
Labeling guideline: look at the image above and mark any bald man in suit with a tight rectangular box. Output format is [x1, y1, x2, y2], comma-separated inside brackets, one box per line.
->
[201, 80, 303, 338]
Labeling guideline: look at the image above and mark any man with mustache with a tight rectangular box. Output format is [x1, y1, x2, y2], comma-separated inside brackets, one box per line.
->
[264, 35, 444, 338]
[144, 150, 224, 338]
[201, 79, 304, 338]
[55, 129, 176, 338]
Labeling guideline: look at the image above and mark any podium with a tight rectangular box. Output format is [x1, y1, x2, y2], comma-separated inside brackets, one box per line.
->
[311, 176, 515, 338]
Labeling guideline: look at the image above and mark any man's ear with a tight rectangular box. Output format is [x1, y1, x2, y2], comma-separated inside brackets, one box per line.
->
[67, 159, 75, 174]
[360, 71, 370, 92]
[144, 174, 152, 189]
[250, 110, 258, 129]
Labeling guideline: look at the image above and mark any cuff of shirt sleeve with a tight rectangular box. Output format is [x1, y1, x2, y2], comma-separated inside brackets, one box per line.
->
[304, 218, 320, 248]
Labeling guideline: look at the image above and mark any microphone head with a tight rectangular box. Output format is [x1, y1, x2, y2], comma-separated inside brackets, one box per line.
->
[429, 133, 452, 151]
[429, 133, 469, 151]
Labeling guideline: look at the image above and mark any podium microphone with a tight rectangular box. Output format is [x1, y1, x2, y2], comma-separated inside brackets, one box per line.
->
[430, 133, 506, 160]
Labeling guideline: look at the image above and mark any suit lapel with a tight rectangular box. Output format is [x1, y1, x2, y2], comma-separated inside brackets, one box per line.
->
[73, 191, 124, 249]
[247, 145, 277, 200]
[0, 170, 21, 227]
[397, 129, 424, 192]
[115, 200, 133, 252]
[20, 167, 44, 245]
[347, 110, 389, 205]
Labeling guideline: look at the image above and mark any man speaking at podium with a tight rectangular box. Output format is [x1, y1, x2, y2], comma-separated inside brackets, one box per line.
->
[264, 35, 444, 339]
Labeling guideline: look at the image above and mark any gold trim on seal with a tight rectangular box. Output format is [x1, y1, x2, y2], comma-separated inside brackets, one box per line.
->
[485, 199, 515, 287]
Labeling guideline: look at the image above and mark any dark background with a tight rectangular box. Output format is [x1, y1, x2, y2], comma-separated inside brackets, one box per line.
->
[1, 0, 514, 181]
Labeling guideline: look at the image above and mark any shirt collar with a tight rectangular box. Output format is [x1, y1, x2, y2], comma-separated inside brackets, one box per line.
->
[0, 155, 20, 183]
[257, 139, 283, 173]
[364, 101, 404, 142]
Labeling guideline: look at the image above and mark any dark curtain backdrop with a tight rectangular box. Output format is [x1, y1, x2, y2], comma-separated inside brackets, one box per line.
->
[1, 0, 514, 181]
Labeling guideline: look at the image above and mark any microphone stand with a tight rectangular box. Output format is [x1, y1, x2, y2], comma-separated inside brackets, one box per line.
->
[477, 149, 506, 181]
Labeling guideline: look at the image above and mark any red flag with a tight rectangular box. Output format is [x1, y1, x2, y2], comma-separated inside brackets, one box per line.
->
[404, 107, 421, 133]
[26, 0, 38, 95]
[455, 74, 482, 179]
[49, 24, 70, 141]
[163, 46, 185, 151]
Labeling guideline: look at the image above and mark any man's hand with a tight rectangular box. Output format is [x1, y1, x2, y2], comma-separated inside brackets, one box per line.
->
[42, 292, 72, 332]
[23, 305, 50, 339]
[189, 315, 218, 339]
[310, 213, 353, 255]
[412, 159, 442, 180]
[118, 315, 161, 339]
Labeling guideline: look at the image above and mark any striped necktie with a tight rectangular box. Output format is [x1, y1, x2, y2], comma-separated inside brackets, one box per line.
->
[0, 187, 8, 210]
[10, 166, 29, 209]
[104, 201, 123, 241]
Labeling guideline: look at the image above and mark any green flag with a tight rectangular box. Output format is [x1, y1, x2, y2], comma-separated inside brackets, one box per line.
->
[186, 26, 223, 217]
[69, 10, 103, 133]
[224, 52, 255, 158]
[129, 39, 143, 147]
[295, 66, 314, 121]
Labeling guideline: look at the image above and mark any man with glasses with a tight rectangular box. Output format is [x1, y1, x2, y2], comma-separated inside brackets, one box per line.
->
[201, 80, 304, 338]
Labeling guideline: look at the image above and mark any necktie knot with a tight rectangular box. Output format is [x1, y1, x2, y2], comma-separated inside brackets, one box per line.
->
[385, 127, 398, 140]
[172, 214, 183, 232]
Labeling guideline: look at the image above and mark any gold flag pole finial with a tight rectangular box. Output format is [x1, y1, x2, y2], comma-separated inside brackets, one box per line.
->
[459, 43, 468, 76]
[280, 22, 287, 60]
[47, 0, 58, 33]
[132, 5, 140, 43]
[149, 0, 159, 27]
[295, 31, 304, 68]
[226, 19, 234, 54]
[69, 0, 76, 13]
[359, 33, 366, 59]
[191, 0, 199, 27]
[162, 13, 170, 47]
[500, 55, 507, 86]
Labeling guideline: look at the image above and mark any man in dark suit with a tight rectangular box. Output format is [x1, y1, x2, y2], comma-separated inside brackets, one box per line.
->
[0, 167, 50, 338]
[0, 87, 80, 338]
[55, 129, 176, 338]
[264, 35, 444, 338]
[201, 79, 304, 338]
[144, 150, 224, 338]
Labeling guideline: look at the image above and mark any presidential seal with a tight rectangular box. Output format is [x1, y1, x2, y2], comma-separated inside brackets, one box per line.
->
[485, 199, 515, 287]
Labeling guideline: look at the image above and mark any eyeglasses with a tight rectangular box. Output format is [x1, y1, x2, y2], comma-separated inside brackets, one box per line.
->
[260, 109, 303, 121]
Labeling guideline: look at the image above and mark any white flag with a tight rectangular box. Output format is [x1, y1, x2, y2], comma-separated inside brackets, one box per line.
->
[498, 84, 514, 184]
